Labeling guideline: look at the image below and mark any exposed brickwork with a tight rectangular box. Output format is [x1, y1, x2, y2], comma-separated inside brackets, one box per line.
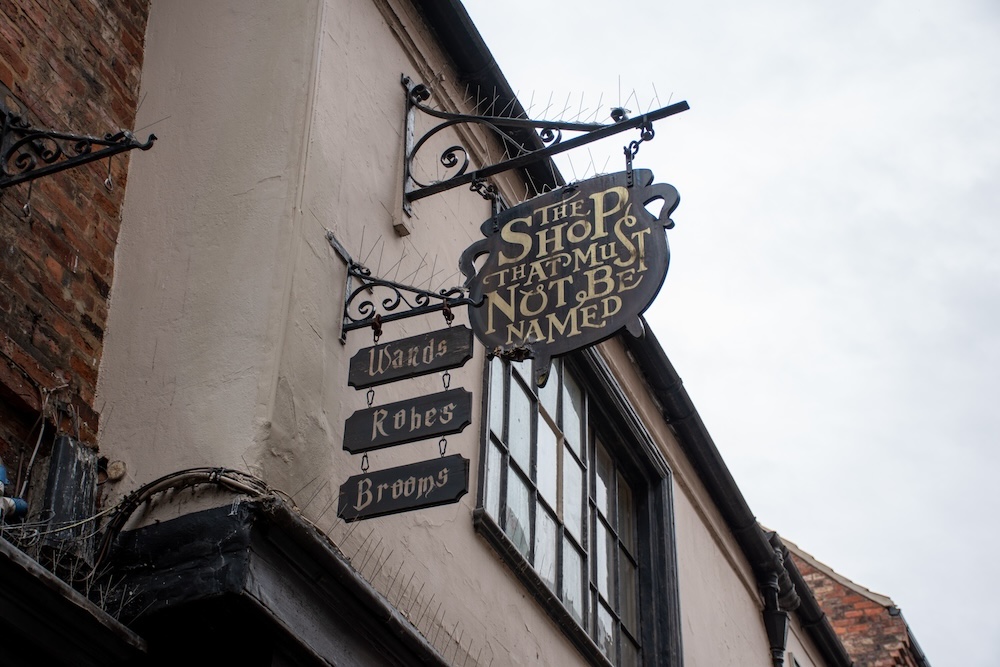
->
[0, 0, 149, 493]
[791, 553, 924, 667]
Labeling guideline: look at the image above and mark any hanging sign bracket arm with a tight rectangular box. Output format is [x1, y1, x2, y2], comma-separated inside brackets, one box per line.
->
[327, 232, 475, 341]
[401, 74, 688, 208]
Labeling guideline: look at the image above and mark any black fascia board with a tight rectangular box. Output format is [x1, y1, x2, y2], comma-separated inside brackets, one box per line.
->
[108, 499, 450, 667]
[411, 0, 564, 196]
[0, 536, 147, 667]
[622, 324, 853, 667]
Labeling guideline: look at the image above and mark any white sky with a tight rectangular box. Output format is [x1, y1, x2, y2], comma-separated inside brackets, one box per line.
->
[461, 1, 1000, 664]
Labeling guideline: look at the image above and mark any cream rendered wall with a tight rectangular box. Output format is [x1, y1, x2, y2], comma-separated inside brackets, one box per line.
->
[673, 488, 772, 665]
[98, 0, 582, 664]
[99, 0, 790, 665]
[98, 0, 322, 487]
[787, 614, 828, 667]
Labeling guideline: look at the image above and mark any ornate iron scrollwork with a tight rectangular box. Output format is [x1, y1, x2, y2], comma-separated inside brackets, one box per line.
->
[327, 232, 475, 341]
[401, 74, 688, 212]
[1, 107, 156, 190]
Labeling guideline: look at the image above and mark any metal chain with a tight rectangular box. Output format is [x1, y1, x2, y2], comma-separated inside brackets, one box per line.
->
[442, 370, 451, 390]
[367, 388, 375, 407]
[438, 438, 447, 457]
[625, 121, 655, 187]
[361, 452, 369, 473]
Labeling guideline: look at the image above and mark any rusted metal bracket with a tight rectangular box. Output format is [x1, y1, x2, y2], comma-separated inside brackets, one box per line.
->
[1, 106, 156, 190]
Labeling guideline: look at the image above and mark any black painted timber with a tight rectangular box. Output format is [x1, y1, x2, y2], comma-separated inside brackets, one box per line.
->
[107, 500, 450, 666]
[348, 326, 474, 389]
[338, 454, 469, 522]
[344, 388, 472, 453]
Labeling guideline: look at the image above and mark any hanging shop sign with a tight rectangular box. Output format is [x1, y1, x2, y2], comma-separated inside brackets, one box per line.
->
[343, 388, 473, 454]
[348, 326, 474, 389]
[338, 454, 469, 522]
[460, 169, 679, 386]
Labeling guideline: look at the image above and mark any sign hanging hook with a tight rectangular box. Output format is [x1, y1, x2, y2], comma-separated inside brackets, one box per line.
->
[22, 180, 32, 219]
[104, 156, 114, 192]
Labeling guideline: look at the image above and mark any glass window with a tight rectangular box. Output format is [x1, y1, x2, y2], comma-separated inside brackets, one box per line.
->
[482, 357, 647, 666]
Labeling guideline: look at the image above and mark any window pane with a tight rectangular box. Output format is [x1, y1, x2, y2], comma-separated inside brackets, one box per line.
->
[485, 439, 503, 519]
[563, 448, 584, 540]
[562, 370, 583, 456]
[596, 602, 616, 661]
[489, 357, 505, 442]
[480, 357, 652, 664]
[537, 420, 558, 504]
[595, 518, 613, 600]
[511, 357, 531, 383]
[505, 471, 531, 557]
[538, 360, 559, 417]
[508, 380, 532, 472]
[618, 472, 636, 553]
[535, 507, 558, 592]
[621, 636, 640, 667]
[563, 539, 586, 624]
[620, 549, 638, 633]
[595, 438, 614, 519]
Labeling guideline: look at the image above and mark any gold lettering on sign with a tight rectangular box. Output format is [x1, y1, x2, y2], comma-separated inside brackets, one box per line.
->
[480, 184, 653, 345]
[366, 336, 450, 380]
[369, 402, 456, 442]
[352, 466, 454, 511]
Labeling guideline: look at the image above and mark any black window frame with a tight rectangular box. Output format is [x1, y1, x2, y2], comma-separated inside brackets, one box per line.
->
[473, 345, 683, 667]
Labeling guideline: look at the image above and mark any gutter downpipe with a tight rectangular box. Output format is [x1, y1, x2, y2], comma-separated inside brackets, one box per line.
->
[623, 325, 853, 667]
[773, 536, 856, 666]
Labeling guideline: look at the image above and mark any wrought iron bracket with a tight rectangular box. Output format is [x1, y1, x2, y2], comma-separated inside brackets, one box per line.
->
[401, 74, 688, 213]
[1, 106, 156, 190]
[327, 231, 476, 342]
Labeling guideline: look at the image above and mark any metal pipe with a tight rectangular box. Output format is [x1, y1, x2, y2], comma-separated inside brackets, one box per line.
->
[0, 460, 28, 520]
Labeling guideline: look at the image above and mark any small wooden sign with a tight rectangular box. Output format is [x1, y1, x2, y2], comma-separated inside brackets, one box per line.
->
[344, 389, 473, 454]
[338, 454, 469, 522]
[348, 326, 474, 389]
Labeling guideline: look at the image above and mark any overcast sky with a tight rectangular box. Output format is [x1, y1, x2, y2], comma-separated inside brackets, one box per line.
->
[462, 1, 1000, 664]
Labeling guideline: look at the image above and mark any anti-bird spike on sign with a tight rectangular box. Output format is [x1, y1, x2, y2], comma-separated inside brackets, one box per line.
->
[460, 169, 679, 387]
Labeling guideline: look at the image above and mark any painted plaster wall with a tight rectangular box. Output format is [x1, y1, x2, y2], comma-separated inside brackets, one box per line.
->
[98, 0, 795, 665]
[97, 0, 321, 488]
[673, 487, 772, 665]
[97, 0, 582, 664]
[787, 615, 828, 667]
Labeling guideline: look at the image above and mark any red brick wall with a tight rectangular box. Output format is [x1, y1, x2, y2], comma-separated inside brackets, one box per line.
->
[0, 0, 149, 494]
[792, 554, 921, 667]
